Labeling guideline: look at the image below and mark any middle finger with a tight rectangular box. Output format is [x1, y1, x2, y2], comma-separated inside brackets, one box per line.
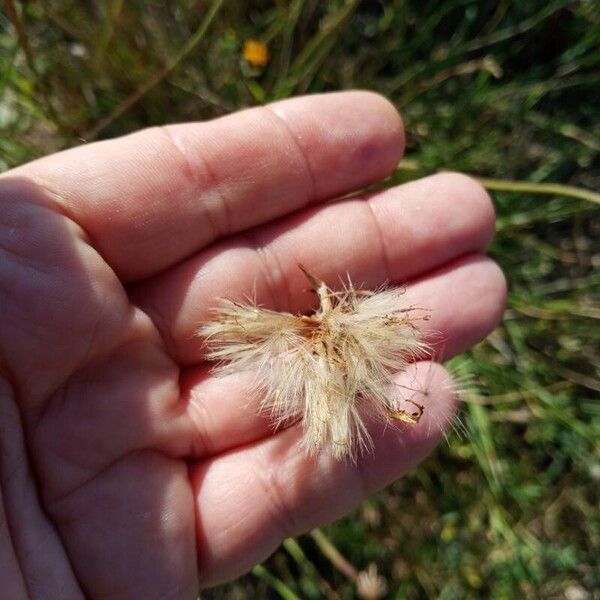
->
[132, 173, 498, 365]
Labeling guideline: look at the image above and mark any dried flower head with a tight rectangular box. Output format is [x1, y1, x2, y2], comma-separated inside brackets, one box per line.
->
[199, 266, 430, 460]
[356, 563, 388, 600]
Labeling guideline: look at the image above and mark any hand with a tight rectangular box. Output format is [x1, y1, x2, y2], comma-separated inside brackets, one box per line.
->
[0, 91, 506, 598]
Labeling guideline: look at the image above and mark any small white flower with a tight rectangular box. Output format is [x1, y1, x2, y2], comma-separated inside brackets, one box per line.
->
[200, 266, 429, 460]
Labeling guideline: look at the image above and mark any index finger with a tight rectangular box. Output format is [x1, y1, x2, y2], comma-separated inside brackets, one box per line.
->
[5, 91, 404, 281]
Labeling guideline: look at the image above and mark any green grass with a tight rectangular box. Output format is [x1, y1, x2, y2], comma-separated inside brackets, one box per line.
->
[1, 1, 598, 598]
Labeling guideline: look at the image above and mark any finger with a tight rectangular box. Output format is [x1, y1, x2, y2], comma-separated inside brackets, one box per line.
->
[403, 254, 506, 358]
[190, 361, 456, 586]
[180, 367, 269, 457]
[133, 173, 498, 364]
[6, 92, 404, 281]
[176, 254, 504, 459]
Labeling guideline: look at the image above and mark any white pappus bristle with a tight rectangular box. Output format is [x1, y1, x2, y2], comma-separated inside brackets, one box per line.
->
[199, 266, 430, 460]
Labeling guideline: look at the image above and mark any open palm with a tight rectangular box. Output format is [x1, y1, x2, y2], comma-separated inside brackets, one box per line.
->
[0, 92, 505, 599]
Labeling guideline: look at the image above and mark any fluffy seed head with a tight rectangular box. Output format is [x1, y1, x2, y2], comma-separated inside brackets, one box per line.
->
[199, 266, 430, 460]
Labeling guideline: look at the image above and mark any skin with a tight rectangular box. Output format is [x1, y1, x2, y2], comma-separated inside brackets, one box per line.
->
[0, 91, 506, 599]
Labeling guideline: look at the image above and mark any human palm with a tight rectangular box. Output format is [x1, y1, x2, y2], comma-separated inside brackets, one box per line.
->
[0, 92, 505, 599]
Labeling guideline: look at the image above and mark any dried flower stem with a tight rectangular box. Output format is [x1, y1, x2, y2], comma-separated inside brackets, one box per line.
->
[310, 528, 358, 581]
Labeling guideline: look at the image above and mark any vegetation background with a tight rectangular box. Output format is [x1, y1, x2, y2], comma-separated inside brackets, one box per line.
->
[1, 1, 598, 598]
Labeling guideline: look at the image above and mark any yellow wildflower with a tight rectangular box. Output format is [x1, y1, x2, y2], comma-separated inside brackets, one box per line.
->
[243, 39, 268, 67]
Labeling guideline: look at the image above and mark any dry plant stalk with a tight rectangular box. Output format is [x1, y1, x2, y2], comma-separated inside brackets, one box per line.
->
[200, 266, 430, 460]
